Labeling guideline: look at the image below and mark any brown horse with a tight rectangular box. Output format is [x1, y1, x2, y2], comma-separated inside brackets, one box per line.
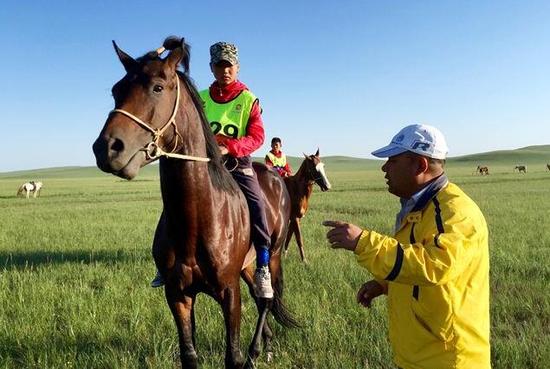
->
[476, 165, 489, 175]
[283, 150, 331, 262]
[514, 165, 527, 173]
[92, 38, 298, 369]
[547, 164, 550, 171]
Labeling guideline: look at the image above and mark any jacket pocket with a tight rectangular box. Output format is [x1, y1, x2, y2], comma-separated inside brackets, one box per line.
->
[411, 286, 455, 343]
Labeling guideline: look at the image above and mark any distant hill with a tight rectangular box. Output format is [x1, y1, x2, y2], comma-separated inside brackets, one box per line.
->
[0, 165, 160, 180]
[285, 155, 380, 172]
[451, 145, 550, 165]
[1, 145, 548, 178]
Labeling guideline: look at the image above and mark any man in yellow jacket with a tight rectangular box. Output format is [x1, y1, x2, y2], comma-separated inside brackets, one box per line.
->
[324, 124, 490, 369]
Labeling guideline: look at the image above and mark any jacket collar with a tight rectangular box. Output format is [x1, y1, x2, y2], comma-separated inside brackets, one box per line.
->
[394, 174, 448, 234]
[411, 174, 448, 212]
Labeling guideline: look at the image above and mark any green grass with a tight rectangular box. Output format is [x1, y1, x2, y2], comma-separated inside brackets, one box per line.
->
[1, 153, 549, 368]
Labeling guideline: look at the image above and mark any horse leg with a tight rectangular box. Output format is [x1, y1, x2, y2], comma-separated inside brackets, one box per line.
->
[245, 296, 271, 369]
[249, 253, 300, 366]
[241, 265, 274, 365]
[191, 298, 197, 349]
[294, 218, 307, 263]
[283, 220, 296, 257]
[258, 261, 275, 363]
[221, 283, 245, 369]
[262, 319, 274, 362]
[165, 290, 198, 369]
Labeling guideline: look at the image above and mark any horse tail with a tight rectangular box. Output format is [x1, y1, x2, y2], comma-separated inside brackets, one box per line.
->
[271, 264, 301, 329]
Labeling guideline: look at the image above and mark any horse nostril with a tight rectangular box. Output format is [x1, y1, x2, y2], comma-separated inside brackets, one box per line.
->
[110, 138, 124, 153]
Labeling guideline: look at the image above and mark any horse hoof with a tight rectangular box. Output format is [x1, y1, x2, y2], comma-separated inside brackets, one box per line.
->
[266, 351, 273, 363]
[244, 356, 257, 369]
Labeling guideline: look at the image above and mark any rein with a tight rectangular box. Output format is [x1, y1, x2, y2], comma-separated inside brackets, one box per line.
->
[110, 77, 210, 162]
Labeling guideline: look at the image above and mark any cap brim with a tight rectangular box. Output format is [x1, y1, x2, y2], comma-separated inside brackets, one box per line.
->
[371, 145, 408, 158]
[211, 58, 237, 65]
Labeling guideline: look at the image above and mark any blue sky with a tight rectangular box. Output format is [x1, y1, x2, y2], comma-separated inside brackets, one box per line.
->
[1, 1, 549, 172]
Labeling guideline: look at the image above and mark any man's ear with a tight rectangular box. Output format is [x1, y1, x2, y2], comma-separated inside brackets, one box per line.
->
[416, 156, 430, 175]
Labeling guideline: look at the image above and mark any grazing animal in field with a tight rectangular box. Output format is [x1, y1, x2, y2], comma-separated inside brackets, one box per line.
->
[16, 181, 43, 198]
[514, 165, 527, 173]
[283, 150, 331, 262]
[92, 37, 299, 369]
[477, 166, 489, 175]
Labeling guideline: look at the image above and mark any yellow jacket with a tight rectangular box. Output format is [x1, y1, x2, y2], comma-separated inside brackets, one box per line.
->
[354, 176, 490, 369]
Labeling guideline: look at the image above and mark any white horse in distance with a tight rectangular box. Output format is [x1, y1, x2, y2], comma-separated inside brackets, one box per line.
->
[17, 181, 43, 198]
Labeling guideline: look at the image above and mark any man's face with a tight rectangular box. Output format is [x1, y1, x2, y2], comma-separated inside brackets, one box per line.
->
[381, 152, 419, 198]
[211, 60, 239, 86]
[271, 142, 281, 153]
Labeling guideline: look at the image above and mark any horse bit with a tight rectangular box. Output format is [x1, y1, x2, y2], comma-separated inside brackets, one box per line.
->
[109, 48, 210, 163]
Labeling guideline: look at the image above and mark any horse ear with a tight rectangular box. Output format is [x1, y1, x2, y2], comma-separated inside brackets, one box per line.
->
[112, 41, 137, 72]
[166, 48, 184, 71]
[303, 153, 308, 159]
[315, 148, 320, 157]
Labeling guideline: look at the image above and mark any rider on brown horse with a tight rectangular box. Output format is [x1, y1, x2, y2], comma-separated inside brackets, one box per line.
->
[265, 137, 292, 177]
[95, 37, 298, 368]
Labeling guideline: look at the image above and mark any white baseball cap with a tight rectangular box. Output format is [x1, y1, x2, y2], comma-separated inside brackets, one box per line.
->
[371, 124, 448, 160]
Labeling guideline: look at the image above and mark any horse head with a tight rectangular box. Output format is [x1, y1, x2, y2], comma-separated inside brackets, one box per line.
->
[303, 149, 331, 191]
[92, 39, 193, 179]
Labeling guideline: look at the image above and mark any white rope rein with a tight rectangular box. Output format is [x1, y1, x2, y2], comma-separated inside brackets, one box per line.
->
[110, 74, 210, 163]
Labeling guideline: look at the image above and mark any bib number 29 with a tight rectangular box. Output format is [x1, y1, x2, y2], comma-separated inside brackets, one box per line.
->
[210, 122, 239, 139]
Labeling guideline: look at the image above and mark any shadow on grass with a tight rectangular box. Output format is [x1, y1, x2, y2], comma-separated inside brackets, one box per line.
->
[0, 249, 147, 270]
[0, 333, 175, 368]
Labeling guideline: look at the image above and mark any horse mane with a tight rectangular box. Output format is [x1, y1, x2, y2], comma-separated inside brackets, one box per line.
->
[177, 70, 239, 193]
[170, 40, 238, 193]
[172, 42, 238, 193]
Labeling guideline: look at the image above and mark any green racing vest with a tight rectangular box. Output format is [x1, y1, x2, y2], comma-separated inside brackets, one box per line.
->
[199, 89, 257, 139]
[266, 152, 287, 167]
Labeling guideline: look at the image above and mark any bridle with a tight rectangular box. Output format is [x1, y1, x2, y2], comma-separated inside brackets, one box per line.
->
[307, 160, 325, 184]
[110, 76, 210, 162]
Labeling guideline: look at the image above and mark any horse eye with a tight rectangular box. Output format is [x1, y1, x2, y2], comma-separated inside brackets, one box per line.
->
[153, 85, 164, 93]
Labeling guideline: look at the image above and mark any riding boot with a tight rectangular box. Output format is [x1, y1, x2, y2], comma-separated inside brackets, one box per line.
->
[254, 248, 273, 299]
[151, 269, 165, 288]
[254, 266, 274, 299]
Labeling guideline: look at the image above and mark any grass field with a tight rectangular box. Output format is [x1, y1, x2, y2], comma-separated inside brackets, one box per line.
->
[1, 149, 549, 369]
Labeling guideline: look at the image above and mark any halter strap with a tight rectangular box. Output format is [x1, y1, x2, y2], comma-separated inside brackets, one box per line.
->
[110, 77, 210, 162]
